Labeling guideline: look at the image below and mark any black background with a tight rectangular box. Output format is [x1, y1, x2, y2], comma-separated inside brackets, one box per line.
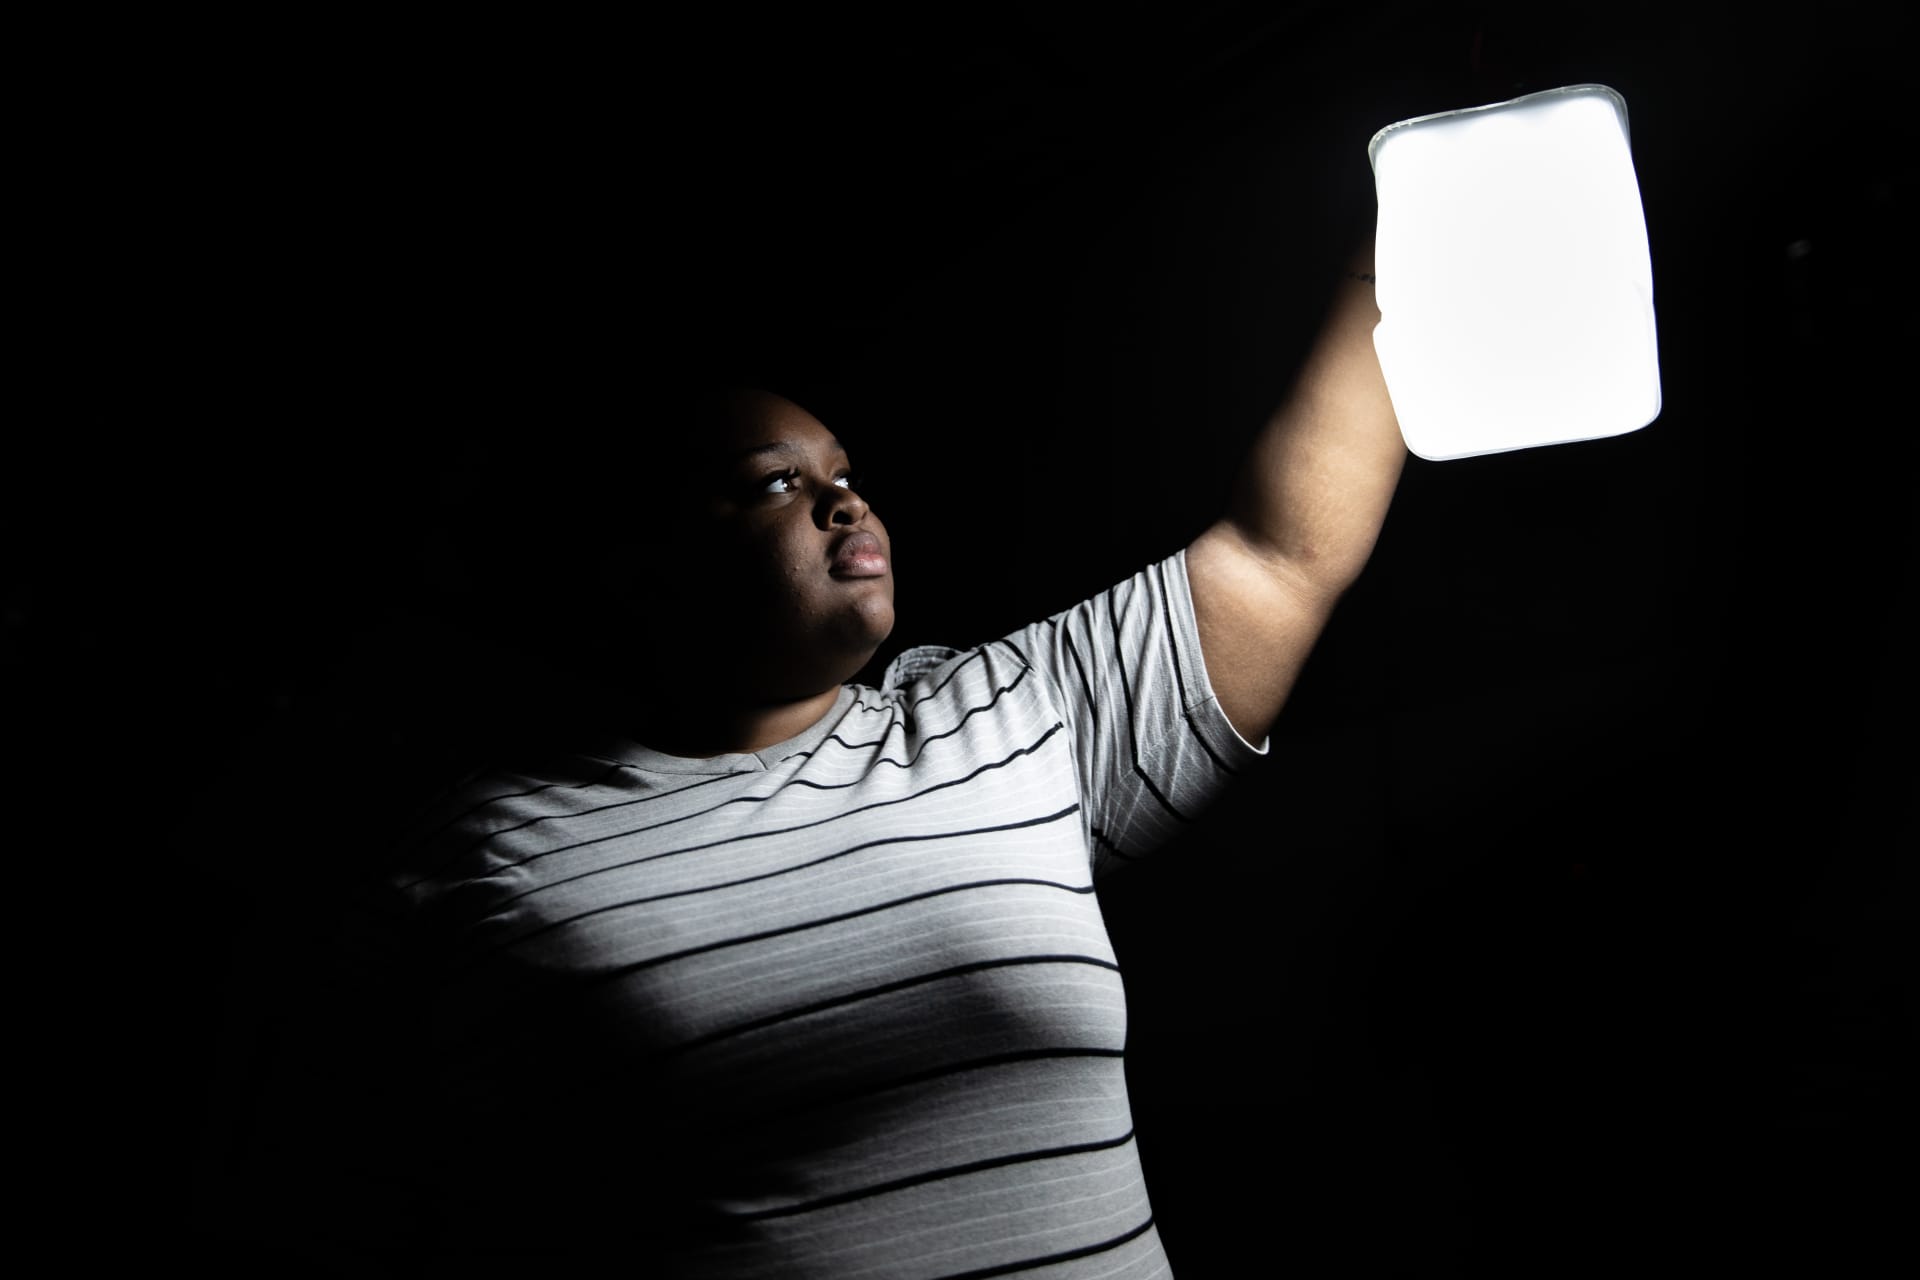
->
[14, 3, 1912, 1273]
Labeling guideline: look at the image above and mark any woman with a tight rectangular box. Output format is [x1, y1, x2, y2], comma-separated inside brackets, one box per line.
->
[230, 244, 1402, 1276]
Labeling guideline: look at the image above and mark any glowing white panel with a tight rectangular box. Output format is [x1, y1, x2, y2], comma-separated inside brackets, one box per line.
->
[1369, 84, 1661, 461]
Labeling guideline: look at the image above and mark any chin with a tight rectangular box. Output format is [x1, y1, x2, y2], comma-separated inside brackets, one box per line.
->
[860, 598, 896, 642]
[836, 608, 895, 679]
[831, 585, 894, 645]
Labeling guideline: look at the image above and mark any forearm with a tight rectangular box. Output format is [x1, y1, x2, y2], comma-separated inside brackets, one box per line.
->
[1225, 239, 1405, 597]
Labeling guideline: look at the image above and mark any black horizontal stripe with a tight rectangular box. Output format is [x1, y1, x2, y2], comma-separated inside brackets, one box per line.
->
[423, 687, 1053, 893]
[825, 1046, 1129, 1108]
[398, 771, 738, 891]
[996, 634, 1034, 670]
[502, 1047, 1131, 1136]
[1156, 557, 1240, 778]
[409, 659, 1025, 888]
[468, 725, 1070, 914]
[769, 649, 991, 764]
[688, 1050, 1132, 1141]
[735, 1127, 1136, 1221]
[904, 645, 991, 708]
[663, 953, 1121, 1057]
[469, 805, 1084, 964]
[931, 1215, 1156, 1280]
[415, 759, 625, 845]
[780, 660, 1034, 759]
[559, 873, 1095, 990]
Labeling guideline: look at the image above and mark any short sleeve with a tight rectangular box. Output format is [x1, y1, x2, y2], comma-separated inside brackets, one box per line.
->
[994, 549, 1268, 874]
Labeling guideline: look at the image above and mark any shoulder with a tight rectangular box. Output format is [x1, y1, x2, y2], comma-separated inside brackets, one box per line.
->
[853, 638, 1058, 755]
[381, 750, 652, 890]
[878, 644, 968, 694]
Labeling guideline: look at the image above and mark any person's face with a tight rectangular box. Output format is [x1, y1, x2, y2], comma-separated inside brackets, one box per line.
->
[668, 391, 894, 700]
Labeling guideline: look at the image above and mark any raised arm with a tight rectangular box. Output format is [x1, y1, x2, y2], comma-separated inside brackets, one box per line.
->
[1186, 235, 1406, 744]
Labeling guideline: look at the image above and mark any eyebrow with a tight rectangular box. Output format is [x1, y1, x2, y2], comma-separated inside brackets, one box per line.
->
[732, 437, 849, 463]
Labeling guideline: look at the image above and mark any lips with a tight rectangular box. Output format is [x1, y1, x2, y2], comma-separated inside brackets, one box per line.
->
[830, 530, 889, 578]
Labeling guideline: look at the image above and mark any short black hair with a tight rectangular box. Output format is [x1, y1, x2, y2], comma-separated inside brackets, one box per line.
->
[428, 371, 858, 577]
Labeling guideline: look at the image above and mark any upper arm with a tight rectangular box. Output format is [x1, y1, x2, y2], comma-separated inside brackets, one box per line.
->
[1186, 519, 1345, 746]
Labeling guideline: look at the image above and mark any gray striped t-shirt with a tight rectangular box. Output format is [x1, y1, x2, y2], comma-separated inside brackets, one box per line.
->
[378, 548, 1266, 1275]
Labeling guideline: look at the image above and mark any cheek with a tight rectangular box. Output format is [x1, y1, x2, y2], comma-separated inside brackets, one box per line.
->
[715, 522, 800, 583]
[742, 529, 829, 621]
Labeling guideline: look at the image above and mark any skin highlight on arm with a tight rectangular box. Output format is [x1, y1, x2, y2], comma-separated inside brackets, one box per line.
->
[1187, 237, 1406, 745]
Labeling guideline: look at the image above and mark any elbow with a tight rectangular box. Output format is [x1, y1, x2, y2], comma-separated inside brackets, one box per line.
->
[1201, 518, 1354, 616]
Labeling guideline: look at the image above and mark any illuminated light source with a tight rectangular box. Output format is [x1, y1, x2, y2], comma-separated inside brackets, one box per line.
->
[1369, 84, 1661, 461]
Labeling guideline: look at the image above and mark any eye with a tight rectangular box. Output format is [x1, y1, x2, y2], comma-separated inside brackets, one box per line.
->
[759, 469, 801, 495]
[754, 467, 862, 498]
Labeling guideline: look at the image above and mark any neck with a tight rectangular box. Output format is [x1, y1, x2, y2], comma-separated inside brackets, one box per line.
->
[632, 684, 845, 759]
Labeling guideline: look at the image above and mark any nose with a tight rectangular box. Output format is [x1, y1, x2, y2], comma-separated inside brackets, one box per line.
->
[817, 481, 870, 528]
